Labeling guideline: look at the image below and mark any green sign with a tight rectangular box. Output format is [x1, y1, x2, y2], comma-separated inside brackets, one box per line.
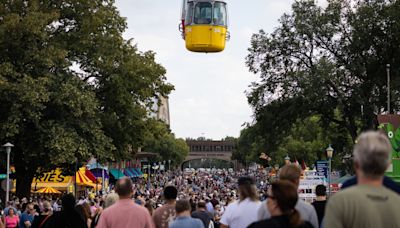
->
[378, 115, 400, 182]
[0, 174, 7, 179]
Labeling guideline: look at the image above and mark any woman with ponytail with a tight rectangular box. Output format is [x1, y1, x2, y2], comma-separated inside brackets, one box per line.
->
[248, 180, 313, 228]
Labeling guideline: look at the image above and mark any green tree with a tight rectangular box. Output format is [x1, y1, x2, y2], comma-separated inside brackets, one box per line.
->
[143, 120, 189, 166]
[243, 0, 400, 170]
[0, 0, 172, 197]
[246, 0, 400, 143]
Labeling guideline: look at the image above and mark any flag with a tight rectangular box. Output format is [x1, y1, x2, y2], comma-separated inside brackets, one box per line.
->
[295, 159, 300, 166]
[301, 160, 307, 170]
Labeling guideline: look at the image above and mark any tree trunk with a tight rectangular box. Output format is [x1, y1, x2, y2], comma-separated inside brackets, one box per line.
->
[16, 170, 35, 198]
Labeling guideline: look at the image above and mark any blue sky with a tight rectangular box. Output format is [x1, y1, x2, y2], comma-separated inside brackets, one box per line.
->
[114, 0, 326, 139]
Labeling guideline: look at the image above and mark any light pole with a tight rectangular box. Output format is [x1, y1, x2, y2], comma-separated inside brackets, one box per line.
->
[326, 145, 334, 197]
[168, 160, 171, 171]
[147, 162, 151, 189]
[284, 154, 291, 165]
[163, 161, 166, 171]
[3, 143, 14, 204]
[153, 163, 156, 180]
[387, 64, 391, 113]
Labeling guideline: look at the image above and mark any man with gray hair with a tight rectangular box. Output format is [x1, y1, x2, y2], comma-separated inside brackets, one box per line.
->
[324, 131, 400, 228]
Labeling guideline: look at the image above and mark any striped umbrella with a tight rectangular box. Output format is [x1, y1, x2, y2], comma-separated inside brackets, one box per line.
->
[35, 187, 61, 194]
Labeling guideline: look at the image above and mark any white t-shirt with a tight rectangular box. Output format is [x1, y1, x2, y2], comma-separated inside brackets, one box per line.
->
[220, 198, 261, 228]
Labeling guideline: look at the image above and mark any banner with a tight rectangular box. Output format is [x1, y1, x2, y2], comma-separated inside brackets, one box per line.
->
[33, 169, 71, 183]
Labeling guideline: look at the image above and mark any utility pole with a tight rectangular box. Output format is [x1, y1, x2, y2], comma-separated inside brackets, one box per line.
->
[387, 64, 391, 114]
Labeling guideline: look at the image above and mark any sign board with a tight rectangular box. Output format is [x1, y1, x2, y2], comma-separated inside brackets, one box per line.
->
[299, 172, 325, 203]
[378, 115, 400, 182]
[33, 169, 71, 183]
[316, 161, 328, 178]
[0, 174, 7, 179]
[1, 179, 14, 191]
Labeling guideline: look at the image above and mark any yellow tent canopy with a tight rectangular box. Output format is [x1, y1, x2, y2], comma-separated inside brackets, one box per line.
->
[35, 187, 61, 194]
[75, 167, 95, 187]
[32, 168, 99, 190]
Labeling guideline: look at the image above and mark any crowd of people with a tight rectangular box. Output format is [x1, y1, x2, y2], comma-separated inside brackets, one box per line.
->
[0, 130, 399, 228]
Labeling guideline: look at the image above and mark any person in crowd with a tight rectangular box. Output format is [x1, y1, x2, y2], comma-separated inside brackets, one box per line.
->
[205, 198, 214, 215]
[324, 131, 400, 227]
[91, 193, 119, 228]
[213, 204, 222, 228]
[19, 203, 34, 228]
[169, 200, 204, 228]
[31, 201, 52, 228]
[4, 202, 18, 217]
[31, 205, 39, 217]
[145, 202, 154, 216]
[42, 194, 87, 228]
[152, 186, 177, 228]
[248, 180, 313, 228]
[76, 203, 92, 228]
[258, 164, 318, 228]
[89, 201, 97, 218]
[311, 184, 327, 227]
[5, 208, 19, 228]
[191, 201, 213, 228]
[342, 175, 400, 193]
[220, 177, 261, 228]
[52, 199, 61, 212]
[96, 177, 154, 228]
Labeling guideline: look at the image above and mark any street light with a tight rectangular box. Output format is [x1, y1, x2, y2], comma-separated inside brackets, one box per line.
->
[3, 143, 14, 204]
[326, 144, 334, 197]
[387, 64, 391, 113]
[284, 154, 291, 165]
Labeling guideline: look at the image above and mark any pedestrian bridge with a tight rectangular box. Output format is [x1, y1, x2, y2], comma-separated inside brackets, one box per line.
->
[182, 140, 239, 170]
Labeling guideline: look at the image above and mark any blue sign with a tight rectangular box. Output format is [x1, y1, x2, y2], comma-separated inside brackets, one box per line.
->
[0, 174, 6, 179]
[316, 161, 328, 178]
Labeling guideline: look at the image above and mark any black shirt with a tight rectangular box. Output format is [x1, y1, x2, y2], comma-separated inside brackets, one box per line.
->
[43, 210, 87, 228]
[31, 214, 50, 228]
[312, 200, 326, 226]
[192, 210, 213, 228]
[248, 215, 314, 228]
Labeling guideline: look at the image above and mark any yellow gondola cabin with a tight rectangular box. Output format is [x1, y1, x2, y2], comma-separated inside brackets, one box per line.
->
[180, 0, 229, 53]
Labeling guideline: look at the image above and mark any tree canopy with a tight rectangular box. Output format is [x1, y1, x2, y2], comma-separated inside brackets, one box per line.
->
[0, 0, 173, 197]
[240, 0, 400, 168]
[142, 120, 189, 166]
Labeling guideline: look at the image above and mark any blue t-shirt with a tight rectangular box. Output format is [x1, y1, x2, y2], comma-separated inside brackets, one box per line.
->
[169, 216, 204, 228]
[19, 212, 34, 228]
[342, 175, 400, 194]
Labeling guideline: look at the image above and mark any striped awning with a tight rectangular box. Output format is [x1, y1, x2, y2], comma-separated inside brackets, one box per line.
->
[109, 169, 125, 179]
[90, 169, 109, 179]
[85, 169, 97, 182]
[35, 187, 61, 194]
[76, 168, 94, 187]
[123, 168, 138, 178]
